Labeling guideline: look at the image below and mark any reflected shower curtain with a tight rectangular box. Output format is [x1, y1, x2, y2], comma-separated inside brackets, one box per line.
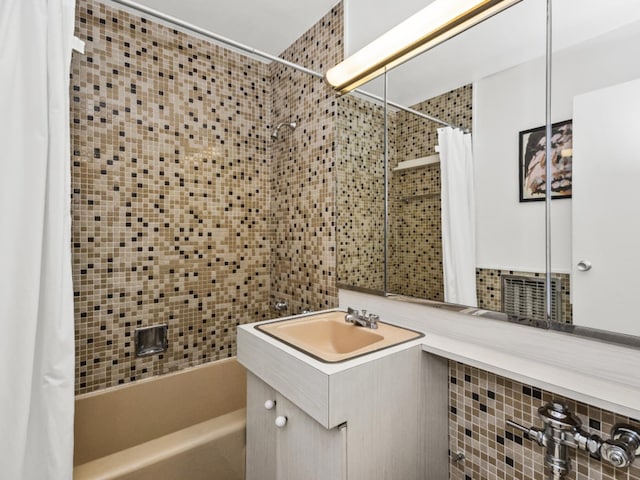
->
[437, 127, 478, 307]
[0, 0, 76, 478]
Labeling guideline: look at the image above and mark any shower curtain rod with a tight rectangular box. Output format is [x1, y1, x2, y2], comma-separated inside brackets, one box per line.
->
[109, 0, 461, 130]
[354, 90, 462, 130]
[109, 0, 324, 77]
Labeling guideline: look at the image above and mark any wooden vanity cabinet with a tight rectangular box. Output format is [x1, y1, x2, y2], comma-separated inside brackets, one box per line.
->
[240, 337, 449, 480]
[246, 372, 346, 480]
[245, 372, 277, 480]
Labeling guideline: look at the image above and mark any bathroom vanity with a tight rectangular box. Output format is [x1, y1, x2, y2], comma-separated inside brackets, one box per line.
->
[239, 296, 640, 480]
[245, 372, 345, 479]
[237, 311, 449, 480]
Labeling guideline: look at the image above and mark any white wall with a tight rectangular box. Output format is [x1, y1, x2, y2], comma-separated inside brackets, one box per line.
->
[343, 0, 429, 55]
[475, 21, 640, 273]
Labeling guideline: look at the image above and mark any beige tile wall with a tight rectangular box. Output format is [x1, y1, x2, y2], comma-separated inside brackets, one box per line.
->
[268, 4, 342, 316]
[388, 85, 473, 300]
[449, 361, 640, 480]
[336, 95, 386, 292]
[335, 86, 473, 298]
[71, 0, 342, 393]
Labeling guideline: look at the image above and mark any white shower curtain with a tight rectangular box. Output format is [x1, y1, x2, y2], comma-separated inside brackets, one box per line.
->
[0, 0, 76, 478]
[437, 127, 478, 307]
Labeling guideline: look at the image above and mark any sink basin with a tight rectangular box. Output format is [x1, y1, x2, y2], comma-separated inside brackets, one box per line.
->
[255, 311, 424, 363]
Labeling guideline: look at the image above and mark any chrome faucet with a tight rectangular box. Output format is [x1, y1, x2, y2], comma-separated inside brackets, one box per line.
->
[344, 307, 379, 329]
[274, 300, 288, 313]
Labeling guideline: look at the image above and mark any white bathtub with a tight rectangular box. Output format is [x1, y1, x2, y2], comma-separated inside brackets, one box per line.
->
[73, 358, 246, 480]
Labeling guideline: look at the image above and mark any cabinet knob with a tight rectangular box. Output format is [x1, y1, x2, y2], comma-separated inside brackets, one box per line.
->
[275, 416, 288, 428]
[264, 399, 276, 410]
[577, 260, 592, 271]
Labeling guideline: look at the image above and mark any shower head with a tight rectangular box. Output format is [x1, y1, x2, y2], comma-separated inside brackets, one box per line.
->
[271, 121, 297, 140]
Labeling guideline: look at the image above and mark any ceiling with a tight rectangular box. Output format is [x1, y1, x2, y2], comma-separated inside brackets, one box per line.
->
[128, 0, 341, 58]
[352, 0, 640, 105]
[113, 0, 640, 106]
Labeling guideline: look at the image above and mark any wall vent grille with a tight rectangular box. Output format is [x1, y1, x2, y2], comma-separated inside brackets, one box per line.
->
[501, 275, 561, 323]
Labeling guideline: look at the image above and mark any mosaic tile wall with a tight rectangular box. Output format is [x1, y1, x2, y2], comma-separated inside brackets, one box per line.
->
[71, 0, 274, 393]
[336, 94, 386, 292]
[394, 85, 474, 162]
[268, 4, 342, 315]
[71, 0, 345, 392]
[335, 86, 472, 297]
[388, 85, 473, 299]
[476, 268, 573, 324]
[449, 361, 640, 480]
[387, 162, 444, 299]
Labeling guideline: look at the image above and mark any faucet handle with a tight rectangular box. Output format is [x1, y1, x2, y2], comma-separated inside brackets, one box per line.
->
[345, 307, 358, 323]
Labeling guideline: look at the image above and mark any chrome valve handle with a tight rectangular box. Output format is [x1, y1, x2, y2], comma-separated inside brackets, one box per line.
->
[508, 402, 640, 478]
[601, 425, 640, 468]
[505, 419, 544, 445]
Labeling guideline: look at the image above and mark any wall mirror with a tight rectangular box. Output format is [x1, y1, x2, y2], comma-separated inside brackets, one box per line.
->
[336, 0, 640, 342]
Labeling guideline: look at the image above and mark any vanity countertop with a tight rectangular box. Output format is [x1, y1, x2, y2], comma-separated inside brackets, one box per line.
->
[339, 289, 640, 420]
[238, 291, 640, 420]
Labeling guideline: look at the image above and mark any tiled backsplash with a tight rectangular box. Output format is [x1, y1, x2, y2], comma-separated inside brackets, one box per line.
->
[449, 361, 640, 480]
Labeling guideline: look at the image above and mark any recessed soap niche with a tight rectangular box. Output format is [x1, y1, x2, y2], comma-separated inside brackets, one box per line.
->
[134, 324, 168, 357]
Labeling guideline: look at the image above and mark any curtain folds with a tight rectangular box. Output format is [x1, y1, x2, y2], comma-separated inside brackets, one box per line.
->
[0, 0, 76, 478]
[438, 127, 478, 307]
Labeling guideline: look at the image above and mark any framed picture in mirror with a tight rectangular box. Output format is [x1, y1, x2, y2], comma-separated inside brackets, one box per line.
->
[519, 119, 573, 202]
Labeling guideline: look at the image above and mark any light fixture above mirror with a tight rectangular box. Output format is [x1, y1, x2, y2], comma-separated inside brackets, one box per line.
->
[325, 0, 523, 94]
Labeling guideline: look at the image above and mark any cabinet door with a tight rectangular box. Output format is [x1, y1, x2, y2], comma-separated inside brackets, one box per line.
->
[246, 372, 277, 480]
[275, 393, 347, 480]
[572, 78, 640, 336]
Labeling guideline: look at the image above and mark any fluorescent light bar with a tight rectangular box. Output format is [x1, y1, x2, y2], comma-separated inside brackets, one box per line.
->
[325, 0, 522, 94]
